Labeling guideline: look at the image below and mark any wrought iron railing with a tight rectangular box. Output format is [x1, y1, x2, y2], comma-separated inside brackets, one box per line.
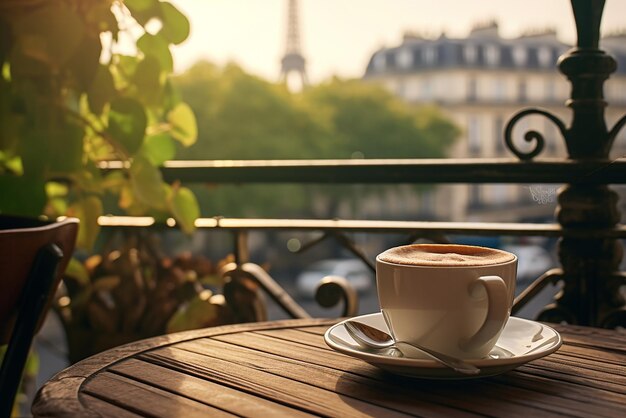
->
[100, 0, 626, 328]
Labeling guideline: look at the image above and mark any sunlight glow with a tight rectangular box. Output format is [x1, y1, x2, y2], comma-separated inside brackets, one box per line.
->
[170, 0, 626, 82]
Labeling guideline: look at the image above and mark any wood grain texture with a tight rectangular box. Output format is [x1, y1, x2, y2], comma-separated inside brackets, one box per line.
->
[109, 358, 315, 418]
[32, 318, 329, 417]
[78, 395, 144, 418]
[82, 372, 236, 418]
[154, 340, 472, 417]
[33, 319, 626, 418]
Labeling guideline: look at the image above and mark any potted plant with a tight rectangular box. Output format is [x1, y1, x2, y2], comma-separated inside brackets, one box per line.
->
[0, 0, 200, 246]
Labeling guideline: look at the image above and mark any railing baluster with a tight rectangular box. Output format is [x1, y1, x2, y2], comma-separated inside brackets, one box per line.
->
[538, 0, 625, 327]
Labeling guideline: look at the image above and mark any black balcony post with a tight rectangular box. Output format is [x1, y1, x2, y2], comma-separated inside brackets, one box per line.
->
[538, 0, 625, 326]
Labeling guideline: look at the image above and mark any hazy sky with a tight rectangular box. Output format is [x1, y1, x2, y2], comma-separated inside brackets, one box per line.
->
[170, 0, 626, 82]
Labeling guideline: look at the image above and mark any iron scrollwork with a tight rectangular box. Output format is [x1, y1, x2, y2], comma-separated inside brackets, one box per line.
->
[504, 108, 567, 161]
[608, 114, 626, 148]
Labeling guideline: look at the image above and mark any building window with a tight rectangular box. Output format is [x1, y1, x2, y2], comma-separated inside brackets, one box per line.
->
[423, 46, 437, 65]
[485, 45, 500, 66]
[538, 47, 553, 67]
[373, 53, 386, 71]
[493, 78, 506, 101]
[512, 45, 528, 66]
[468, 77, 477, 101]
[518, 79, 527, 102]
[464, 44, 478, 64]
[468, 116, 481, 154]
[397, 48, 413, 69]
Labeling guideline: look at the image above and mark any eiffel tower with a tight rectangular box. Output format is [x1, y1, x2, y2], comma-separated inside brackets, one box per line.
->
[280, 0, 308, 89]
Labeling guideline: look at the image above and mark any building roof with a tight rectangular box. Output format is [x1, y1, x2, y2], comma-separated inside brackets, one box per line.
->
[365, 22, 626, 76]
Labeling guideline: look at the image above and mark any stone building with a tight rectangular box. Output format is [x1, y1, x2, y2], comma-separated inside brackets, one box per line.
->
[364, 22, 626, 221]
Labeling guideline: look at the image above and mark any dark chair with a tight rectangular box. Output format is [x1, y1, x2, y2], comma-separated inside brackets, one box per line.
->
[0, 215, 78, 417]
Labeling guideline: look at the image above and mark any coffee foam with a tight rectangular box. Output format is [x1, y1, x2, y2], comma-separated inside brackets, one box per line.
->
[378, 244, 515, 267]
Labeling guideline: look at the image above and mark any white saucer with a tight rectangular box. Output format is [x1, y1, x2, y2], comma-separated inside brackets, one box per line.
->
[324, 313, 562, 379]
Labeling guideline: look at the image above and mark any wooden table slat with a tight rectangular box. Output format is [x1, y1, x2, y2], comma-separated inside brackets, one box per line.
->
[141, 346, 410, 418]
[79, 395, 144, 418]
[556, 331, 626, 352]
[514, 363, 626, 394]
[172, 339, 482, 418]
[170, 337, 607, 418]
[556, 343, 626, 366]
[214, 331, 377, 374]
[295, 325, 333, 336]
[82, 372, 237, 418]
[108, 358, 316, 418]
[497, 371, 626, 407]
[544, 351, 626, 376]
[254, 328, 333, 350]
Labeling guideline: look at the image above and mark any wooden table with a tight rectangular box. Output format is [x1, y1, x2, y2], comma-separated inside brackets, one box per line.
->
[33, 318, 626, 417]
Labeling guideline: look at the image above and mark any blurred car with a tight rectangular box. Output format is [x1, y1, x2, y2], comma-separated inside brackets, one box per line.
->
[503, 245, 555, 284]
[295, 258, 374, 298]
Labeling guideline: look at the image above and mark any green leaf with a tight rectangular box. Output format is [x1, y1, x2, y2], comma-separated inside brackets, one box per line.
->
[45, 182, 68, 198]
[49, 122, 84, 174]
[133, 55, 163, 105]
[19, 122, 59, 178]
[88, 65, 116, 115]
[65, 258, 90, 286]
[2, 156, 22, 175]
[125, 0, 162, 26]
[167, 103, 197, 146]
[170, 186, 199, 234]
[140, 133, 175, 165]
[126, 0, 159, 10]
[48, 197, 67, 217]
[69, 195, 102, 250]
[0, 174, 46, 216]
[162, 79, 182, 112]
[23, 350, 39, 377]
[0, 17, 11, 67]
[0, 85, 22, 156]
[167, 290, 218, 333]
[129, 155, 166, 209]
[137, 33, 173, 73]
[75, 161, 104, 196]
[11, 1, 84, 70]
[159, 2, 190, 45]
[107, 97, 147, 155]
[116, 55, 139, 79]
[46, 181, 69, 216]
[100, 171, 126, 193]
[66, 34, 102, 92]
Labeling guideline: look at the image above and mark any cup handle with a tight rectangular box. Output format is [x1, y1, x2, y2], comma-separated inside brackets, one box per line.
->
[460, 275, 509, 352]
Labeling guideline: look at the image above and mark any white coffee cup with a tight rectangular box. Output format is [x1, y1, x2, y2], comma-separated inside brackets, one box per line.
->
[376, 244, 517, 359]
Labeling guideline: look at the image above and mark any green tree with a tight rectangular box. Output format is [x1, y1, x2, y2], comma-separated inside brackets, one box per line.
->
[302, 78, 457, 159]
[173, 63, 459, 218]
[175, 61, 328, 160]
[174, 61, 327, 217]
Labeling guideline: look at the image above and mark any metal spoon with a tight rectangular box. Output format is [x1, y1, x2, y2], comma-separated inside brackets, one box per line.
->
[344, 319, 480, 375]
